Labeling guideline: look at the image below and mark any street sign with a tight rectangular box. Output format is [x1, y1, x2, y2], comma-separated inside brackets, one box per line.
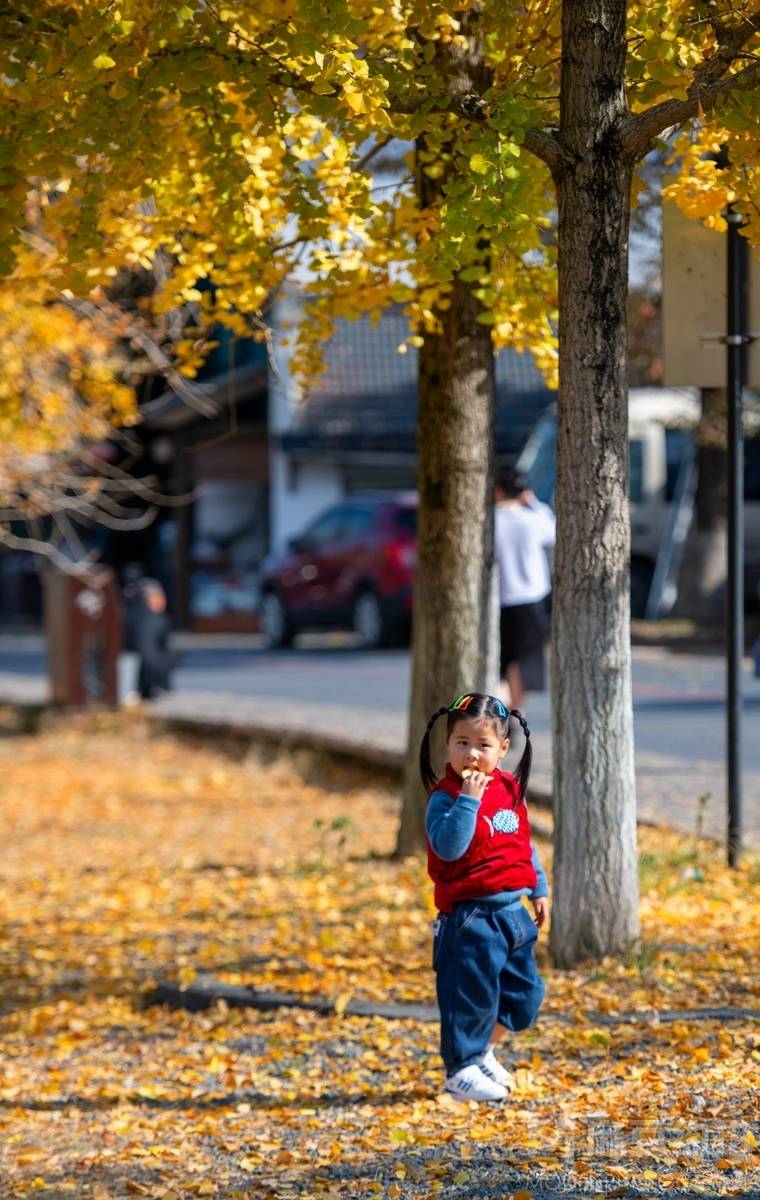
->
[662, 197, 759, 388]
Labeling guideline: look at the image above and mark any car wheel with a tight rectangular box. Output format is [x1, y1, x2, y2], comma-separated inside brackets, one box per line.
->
[259, 592, 294, 649]
[352, 589, 386, 649]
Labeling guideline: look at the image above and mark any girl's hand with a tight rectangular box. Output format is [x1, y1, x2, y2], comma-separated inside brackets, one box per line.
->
[460, 769, 489, 800]
[532, 897, 549, 929]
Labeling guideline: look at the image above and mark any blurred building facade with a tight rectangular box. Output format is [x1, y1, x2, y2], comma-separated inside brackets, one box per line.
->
[1, 300, 555, 632]
[267, 292, 555, 556]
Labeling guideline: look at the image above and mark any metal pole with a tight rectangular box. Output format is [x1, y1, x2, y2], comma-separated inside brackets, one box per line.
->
[726, 207, 747, 867]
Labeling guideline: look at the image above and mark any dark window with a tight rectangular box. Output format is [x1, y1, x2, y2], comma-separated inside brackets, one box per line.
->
[664, 428, 694, 502]
[629, 438, 644, 504]
[394, 507, 417, 533]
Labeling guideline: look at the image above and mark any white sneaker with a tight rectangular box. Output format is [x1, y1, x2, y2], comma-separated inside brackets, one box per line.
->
[477, 1045, 516, 1091]
[444, 1064, 508, 1102]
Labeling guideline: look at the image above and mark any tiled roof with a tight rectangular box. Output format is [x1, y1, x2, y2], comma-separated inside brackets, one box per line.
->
[281, 306, 554, 457]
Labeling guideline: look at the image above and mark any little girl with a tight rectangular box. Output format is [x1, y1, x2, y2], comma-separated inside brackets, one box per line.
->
[420, 691, 549, 1102]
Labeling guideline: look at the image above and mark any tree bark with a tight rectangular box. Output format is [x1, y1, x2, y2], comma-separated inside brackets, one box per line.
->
[395, 10, 496, 856]
[549, 0, 640, 965]
[394, 278, 496, 855]
[673, 388, 728, 622]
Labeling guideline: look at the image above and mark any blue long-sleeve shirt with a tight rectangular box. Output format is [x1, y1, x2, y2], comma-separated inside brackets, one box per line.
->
[426, 787, 549, 905]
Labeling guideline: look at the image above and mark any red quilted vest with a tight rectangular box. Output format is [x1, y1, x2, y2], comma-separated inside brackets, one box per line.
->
[427, 764, 536, 913]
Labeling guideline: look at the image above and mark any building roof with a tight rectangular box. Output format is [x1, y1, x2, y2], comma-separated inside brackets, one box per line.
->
[281, 306, 555, 459]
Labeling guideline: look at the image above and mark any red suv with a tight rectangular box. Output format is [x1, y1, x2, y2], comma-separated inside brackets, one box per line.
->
[258, 495, 417, 648]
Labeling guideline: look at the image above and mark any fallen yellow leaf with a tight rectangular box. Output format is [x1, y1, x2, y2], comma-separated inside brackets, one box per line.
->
[334, 990, 354, 1016]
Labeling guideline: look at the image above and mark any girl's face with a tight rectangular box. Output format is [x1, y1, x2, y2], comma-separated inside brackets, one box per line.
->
[446, 716, 510, 778]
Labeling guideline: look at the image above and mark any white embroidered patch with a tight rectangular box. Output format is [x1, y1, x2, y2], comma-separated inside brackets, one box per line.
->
[492, 809, 519, 834]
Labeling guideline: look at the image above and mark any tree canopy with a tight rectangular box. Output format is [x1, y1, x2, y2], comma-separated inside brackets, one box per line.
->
[0, 3, 757, 398]
[0, 250, 139, 564]
[0, 245, 203, 566]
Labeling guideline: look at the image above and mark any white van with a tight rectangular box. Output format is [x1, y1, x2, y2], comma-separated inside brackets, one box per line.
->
[516, 387, 760, 616]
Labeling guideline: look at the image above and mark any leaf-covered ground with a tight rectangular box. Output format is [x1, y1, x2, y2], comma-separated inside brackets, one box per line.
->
[0, 713, 757, 1199]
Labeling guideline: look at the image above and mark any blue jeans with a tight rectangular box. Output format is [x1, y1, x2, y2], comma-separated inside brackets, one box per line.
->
[433, 900, 545, 1075]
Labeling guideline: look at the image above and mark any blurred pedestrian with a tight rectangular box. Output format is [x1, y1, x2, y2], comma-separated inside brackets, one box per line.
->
[494, 469, 555, 711]
[123, 569, 177, 700]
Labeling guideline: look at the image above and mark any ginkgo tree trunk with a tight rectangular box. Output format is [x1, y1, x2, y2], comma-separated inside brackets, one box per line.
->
[541, 0, 640, 964]
[522, 0, 760, 965]
[396, 271, 497, 854]
[396, 17, 497, 855]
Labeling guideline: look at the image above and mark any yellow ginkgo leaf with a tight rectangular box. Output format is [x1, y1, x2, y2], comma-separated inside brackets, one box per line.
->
[334, 990, 354, 1016]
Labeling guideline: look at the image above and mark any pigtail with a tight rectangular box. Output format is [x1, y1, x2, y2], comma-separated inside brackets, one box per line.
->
[509, 708, 532, 804]
[419, 706, 450, 792]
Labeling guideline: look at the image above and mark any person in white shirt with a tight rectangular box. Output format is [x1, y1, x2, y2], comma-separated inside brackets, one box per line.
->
[494, 469, 556, 711]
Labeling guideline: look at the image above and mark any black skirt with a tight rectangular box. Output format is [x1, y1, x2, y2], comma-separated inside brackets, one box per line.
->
[499, 601, 549, 690]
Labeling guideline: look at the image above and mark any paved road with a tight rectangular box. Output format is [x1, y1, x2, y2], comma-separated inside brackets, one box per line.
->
[0, 633, 758, 846]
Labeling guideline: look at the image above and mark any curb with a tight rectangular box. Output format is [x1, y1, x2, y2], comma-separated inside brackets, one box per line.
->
[152, 711, 406, 773]
[148, 710, 556, 815]
[0, 684, 555, 814]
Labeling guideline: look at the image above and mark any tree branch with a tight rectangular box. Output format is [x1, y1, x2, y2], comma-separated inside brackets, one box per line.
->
[0, 525, 110, 584]
[523, 125, 572, 176]
[61, 295, 220, 417]
[356, 134, 396, 173]
[621, 12, 760, 162]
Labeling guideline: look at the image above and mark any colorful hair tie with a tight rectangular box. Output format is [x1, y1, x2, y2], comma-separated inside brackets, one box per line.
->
[449, 694, 473, 712]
